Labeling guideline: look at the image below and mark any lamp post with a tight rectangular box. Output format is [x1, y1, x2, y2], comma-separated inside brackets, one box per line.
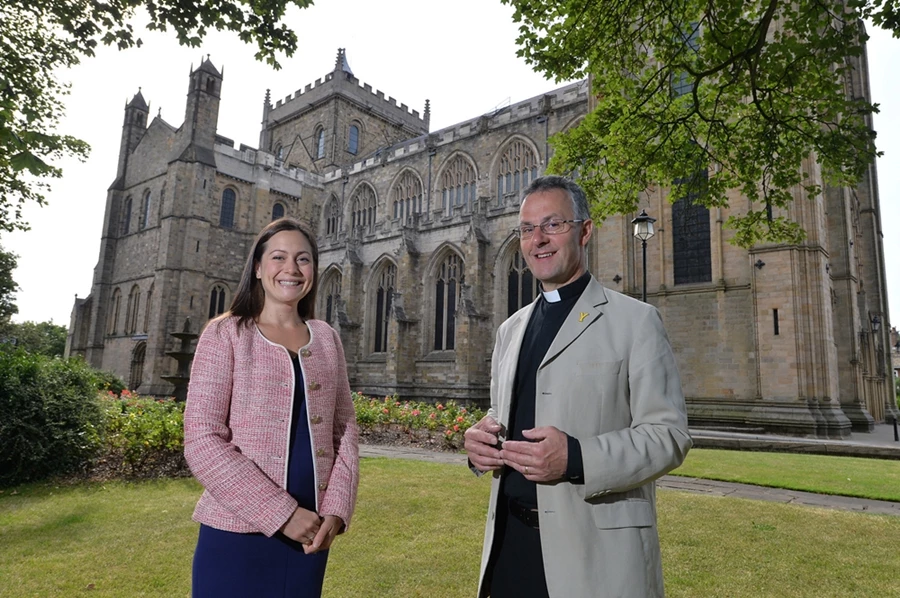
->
[632, 209, 656, 302]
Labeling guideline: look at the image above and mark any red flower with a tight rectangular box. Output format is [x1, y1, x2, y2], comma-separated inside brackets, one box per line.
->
[429, 413, 436, 419]
[460, 408, 467, 414]
[456, 416, 464, 423]
[382, 408, 389, 414]
[411, 409, 421, 416]
[453, 424, 460, 432]
[436, 404, 445, 411]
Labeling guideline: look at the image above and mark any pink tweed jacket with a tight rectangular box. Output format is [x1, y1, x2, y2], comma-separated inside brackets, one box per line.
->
[184, 316, 359, 537]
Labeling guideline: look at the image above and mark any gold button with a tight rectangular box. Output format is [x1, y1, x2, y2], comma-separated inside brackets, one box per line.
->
[311, 415, 322, 424]
[316, 448, 325, 457]
[300, 348, 311, 357]
[308, 381, 321, 391]
[318, 482, 328, 491]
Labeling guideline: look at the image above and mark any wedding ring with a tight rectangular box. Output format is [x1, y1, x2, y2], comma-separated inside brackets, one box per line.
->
[525, 466, 529, 475]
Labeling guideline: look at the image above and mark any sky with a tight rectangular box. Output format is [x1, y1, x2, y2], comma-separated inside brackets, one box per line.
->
[3, 1, 900, 328]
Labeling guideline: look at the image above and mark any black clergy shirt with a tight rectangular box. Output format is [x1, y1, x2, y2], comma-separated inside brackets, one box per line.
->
[502, 272, 590, 509]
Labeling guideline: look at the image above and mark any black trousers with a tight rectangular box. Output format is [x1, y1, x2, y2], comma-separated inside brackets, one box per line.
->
[487, 500, 550, 598]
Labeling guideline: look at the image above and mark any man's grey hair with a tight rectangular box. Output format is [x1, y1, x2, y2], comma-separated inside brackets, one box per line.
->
[521, 175, 591, 221]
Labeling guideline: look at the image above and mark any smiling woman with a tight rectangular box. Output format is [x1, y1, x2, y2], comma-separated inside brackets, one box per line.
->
[183, 217, 359, 598]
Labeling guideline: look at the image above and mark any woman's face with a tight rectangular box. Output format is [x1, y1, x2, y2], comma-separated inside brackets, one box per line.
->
[255, 230, 316, 310]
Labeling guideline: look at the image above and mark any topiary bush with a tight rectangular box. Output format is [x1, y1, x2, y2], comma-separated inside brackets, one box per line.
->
[0, 349, 106, 486]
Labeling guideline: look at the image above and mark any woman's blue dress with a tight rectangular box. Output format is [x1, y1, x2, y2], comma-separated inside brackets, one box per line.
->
[192, 354, 329, 597]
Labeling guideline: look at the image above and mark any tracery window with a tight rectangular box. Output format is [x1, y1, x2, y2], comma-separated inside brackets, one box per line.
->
[392, 171, 424, 223]
[322, 273, 342, 326]
[325, 196, 341, 238]
[208, 285, 227, 319]
[507, 250, 538, 317]
[272, 202, 285, 220]
[373, 264, 396, 353]
[497, 140, 539, 203]
[672, 170, 712, 285]
[434, 254, 462, 351]
[440, 156, 476, 216]
[351, 184, 376, 233]
[220, 188, 236, 228]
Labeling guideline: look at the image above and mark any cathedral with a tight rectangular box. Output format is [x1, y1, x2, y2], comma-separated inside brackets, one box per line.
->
[66, 48, 898, 438]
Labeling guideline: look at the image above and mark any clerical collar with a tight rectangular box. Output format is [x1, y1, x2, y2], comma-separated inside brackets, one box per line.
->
[541, 271, 591, 303]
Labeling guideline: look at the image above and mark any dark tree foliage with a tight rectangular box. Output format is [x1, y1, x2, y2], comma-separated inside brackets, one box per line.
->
[505, 0, 899, 246]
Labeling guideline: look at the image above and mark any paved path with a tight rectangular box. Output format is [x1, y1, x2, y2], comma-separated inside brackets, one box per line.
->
[359, 443, 900, 517]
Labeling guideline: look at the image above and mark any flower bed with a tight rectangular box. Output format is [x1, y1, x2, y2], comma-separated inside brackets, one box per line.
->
[352, 392, 484, 451]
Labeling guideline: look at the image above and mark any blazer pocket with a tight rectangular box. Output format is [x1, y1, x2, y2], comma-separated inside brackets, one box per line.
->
[576, 359, 622, 377]
[589, 499, 654, 529]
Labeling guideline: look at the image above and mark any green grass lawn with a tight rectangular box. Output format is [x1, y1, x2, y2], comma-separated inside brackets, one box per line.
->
[2, 458, 899, 597]
[672, 448, 900, 502]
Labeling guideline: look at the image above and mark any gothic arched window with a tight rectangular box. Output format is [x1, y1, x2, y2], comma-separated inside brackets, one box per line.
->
[434, 254, 462, 351]
[143, 284, 154, 334]
[220, 188, 236, 228]
[272, 202, 285, 220]
[507, 250, 537, 317]
[497, 140, 539, 204]
[441, 156, 476, 216]
[315, 127, 325, 159]
[348, 124, 360, 155]
[208, 285, 227, 319]
[326, 196, 341, 238]
[351, 184, 376, 233]
[392, 171, 424, 223]
[125, 285, 141, 335]
[130, 341, 146, 391]
[107, 288, 122, 335]
[140, 190, 151, 230]
[373, 264, 396, 353]
[322, 273, 342, 326]
[120, 197, 132, 235]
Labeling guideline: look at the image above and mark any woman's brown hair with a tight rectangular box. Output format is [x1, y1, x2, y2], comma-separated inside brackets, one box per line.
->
[228, 218, 320, 329]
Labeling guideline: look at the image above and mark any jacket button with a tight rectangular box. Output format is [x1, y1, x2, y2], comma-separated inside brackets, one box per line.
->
[311, 415, 322, 424]
[316, 448, 325, 457]
[308, 381, 321, 391]
[300, 348, 311, 357]
[318, 482, 328, 491]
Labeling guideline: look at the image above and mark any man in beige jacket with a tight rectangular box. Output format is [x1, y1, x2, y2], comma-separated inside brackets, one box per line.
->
[465, 176, 692, 598]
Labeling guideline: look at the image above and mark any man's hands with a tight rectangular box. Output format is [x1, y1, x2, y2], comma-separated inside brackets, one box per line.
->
[500, 426, 569, 483]
[464, 415, 504, 472]
[465, 416, 570, 482]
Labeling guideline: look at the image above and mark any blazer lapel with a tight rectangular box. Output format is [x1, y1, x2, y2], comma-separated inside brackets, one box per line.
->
[540, 279, 610, 370]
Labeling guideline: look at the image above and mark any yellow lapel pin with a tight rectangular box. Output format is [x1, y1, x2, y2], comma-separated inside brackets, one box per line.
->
[579, 312, 589, 323]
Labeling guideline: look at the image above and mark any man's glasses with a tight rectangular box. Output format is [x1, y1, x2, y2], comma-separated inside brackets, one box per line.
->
[512, 219, 585, 240]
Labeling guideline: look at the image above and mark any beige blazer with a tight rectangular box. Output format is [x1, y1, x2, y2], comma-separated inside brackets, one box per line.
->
[477, 278, 692, 598]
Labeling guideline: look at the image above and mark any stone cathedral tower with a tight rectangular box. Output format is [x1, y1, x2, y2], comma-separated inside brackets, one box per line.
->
[67, 48, 897, 438]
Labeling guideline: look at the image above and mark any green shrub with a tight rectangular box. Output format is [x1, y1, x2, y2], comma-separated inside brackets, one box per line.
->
[0, 349, 105, 486]
[100, 391, 185, 474]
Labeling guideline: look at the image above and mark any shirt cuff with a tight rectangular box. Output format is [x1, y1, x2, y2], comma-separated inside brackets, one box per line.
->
[565, 434, 584, 484]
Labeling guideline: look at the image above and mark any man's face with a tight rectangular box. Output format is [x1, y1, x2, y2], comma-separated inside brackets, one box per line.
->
[519, 188, 593, 292]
